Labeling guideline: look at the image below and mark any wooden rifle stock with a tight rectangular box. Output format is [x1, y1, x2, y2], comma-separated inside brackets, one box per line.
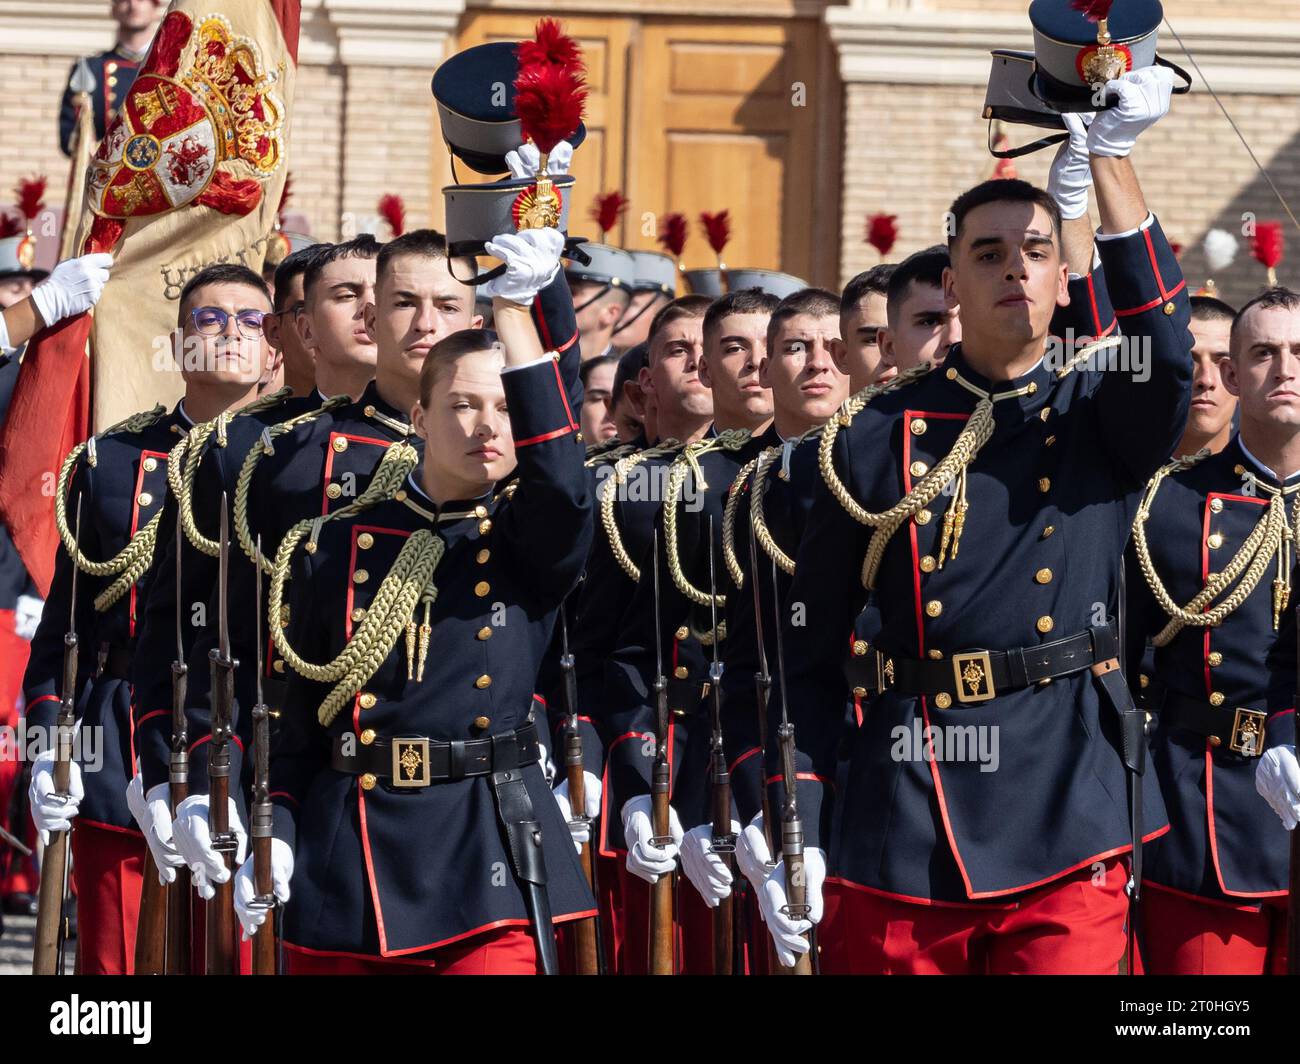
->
[565, 731, 600, 975]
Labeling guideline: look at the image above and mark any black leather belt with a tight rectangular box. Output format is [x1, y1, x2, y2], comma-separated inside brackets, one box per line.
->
[98, 642, 135, 680]
[843, 644, 886, 697]
[888, 624, 1118, 706]
[331, 721, 540, 787]
[1155, 688, 1267, 758]
[667, 678, 709, 717]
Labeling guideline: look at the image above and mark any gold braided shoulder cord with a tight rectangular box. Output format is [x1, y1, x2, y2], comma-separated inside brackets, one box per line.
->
[721, 455, 759, 589]
[266, 442, 444, 727]
[750, 447, 796, 575]
[53, 405, 168, 612]
[597, 440, 682, 582]
[1131, 450, 1299, 643]
[585, 440, 636, 468]
[662, 430, 751, 607]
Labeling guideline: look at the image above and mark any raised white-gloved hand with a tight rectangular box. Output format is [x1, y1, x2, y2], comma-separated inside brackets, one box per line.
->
[758, 847, 827, 969]
[504, 140, 574, 181]
[482, 228, 564, 306]
[736, 811, 776, 897]
[29, 252, 114, 327]
[232, 840, 294, 940]
[621, 794, 684, 884]
[679, 821, 740, 907]
[1047, 112, 1095, 220]
[1256, 744, 1300, 830]
[173, 793, 248, 900]
[28, 748, 83, 845]
[14, 594, 43, 641]
[129, 780, 187, 884]
[1086, 66, 1175, 159]
[553, 770, 602, 851]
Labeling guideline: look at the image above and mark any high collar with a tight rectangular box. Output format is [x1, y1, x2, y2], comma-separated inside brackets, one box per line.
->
[401, 471, 493, 523]
[1230, 434, 1300, 489]
[941, 343, 1052, 420]
[357, 380, 412, 438]
[173, 401, 195, 429]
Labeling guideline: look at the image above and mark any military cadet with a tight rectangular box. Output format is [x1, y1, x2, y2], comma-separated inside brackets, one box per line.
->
[1174, 296, 1238, 458]
[58, 0, 163, 155]
[610, 344, 649, 443]
[579, 352, 619, 445]
[232, 230, 596, 974]
[835, 264, 894, 392]
[875, 246, 962, 384]
[602, 288, 786, 974]
[1130, 286, 1300, 975]
[262, 243, 330, 399]
[24, 262, 274, 974]
[293, 235, 381, 401]
[612, 251, 678, 354]
[759, 67, 1186, 974]
[568, 244, 634, 363]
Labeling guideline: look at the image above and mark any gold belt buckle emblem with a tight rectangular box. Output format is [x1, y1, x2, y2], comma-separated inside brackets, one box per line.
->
[951, 651, 995, 704]
[1229, 709, 1267, 757]
[392, 738, 431, 787]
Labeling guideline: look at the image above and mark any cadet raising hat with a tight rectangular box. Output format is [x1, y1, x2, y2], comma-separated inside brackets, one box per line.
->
[726, 269, 808, 300]
[628, 250, 676, 297]
[1026, 0, 1189, 112]
[442, 174, 580, 285]
[432, 42, 588, 177]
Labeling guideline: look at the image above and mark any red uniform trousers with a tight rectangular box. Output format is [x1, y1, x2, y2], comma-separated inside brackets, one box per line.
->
[285, 928, 539, 975]
[69, 821, 145, 975]
[818, 857, 1130, 975]
[0, 611, 36, 895]
[606, 860, 713, 974]
[1138, 882, 1288, 975]
[187, 890, 253, 975]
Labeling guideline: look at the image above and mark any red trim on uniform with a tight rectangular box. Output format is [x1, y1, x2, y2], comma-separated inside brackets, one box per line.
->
[853, 693, 864, 727]
[1143, 227, 1177, 300]
[24, 693, 59, 711]
[1085, 273, 1103, 336]
[763, 771, 833, 786]
[1144, 877, 1273, 911]
[135, 709, 167, 728]
[188, 734, 244, 755]
[553, 357, 578, 431]
[1114, 281, 1187, 318]
[515, 424, 576, 448]
[964, 825, 1170, 900]
[534, 694, 548, 708]
[1205, 746, 1288, 899]
[268, 790, 299, 806]
[826, 874, 1018, 911]
[1098, 317, 1118, 338]
[78, 817, 144, 837]
[728, 746, 761, 774]
[321, 433, 390, 516]
[1270, 708, 1296, 721]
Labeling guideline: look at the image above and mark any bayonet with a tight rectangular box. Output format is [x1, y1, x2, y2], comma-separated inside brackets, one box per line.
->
[706, 517, 736, 974]
[250, 535, 278, 975]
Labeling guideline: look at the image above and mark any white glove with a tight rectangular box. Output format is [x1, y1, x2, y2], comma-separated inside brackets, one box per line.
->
[14, 594, 43, 641]
[504, 140, 574, 181]
[1256, 744, 1300, 830]
[679, 821, 740, 908]
[172, 793, 248, 900]
[233, 840, 294, 940]
[736, 811, 776, 897]
[29, 252, 114, 327]
[621, 794, 684, 884]
[482, 228, 564, 306]
[1047, 112, 1095, 220]
[758, 847, 827, 969]
[28, 748, 83, 845]
[130, 781, 186, 884]
[1086, 67, 1175, 159]
[553, 770, 602, 851]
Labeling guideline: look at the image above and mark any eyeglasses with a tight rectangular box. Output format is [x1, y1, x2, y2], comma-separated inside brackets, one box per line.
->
[190, 306, 266, 339]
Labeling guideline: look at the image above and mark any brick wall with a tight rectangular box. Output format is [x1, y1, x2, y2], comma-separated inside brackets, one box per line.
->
[0, 54, 83, 213]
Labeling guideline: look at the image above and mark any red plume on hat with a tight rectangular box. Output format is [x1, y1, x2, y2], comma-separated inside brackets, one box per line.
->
[514, 20, 587, 156]
[1252, 221, 1284, 287]
[378, 194, 405, 238]
[591, 191, 629, 239]
[699, 211, 731, 256]
[658, 212, 688, 268]
[15, 176, 46, 228]
[517, 18, 583, 71]
[1071, 0, 1114, 23]
[0, 214, 20, 240]
[865, 212, 898, 258]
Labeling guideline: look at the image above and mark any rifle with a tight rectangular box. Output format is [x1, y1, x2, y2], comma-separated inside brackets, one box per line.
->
[769, 554, 812, 976]
[648, 528, 675, 975]
[705, 518, 736, 974]
[33, 497, 81, 976]
[167, 515, 192, 974]
[250, 536, 279, 975]
[205, 493, 238, 975]
[0, 822, 31, 856]
[559, 603, 603, 975]
[747, 510, 781, 974]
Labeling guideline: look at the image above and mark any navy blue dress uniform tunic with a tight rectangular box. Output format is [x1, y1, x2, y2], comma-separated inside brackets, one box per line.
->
[24, 405, 191, 832]
[269, 356, 594, 957]
[59, 46, 144, 155]
[1126, 437, 1297, 903]
[776, 217, 1192, 904]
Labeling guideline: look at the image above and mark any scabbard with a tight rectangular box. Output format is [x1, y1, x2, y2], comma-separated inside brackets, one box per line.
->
[489, 762, 558, 975]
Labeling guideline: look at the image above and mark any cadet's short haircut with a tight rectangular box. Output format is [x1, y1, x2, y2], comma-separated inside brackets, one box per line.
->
[703, 288, 781, 345]
[613, 343, 649, 405]
[1190, 295, 1237, 324]
[765, 287, 840, 353]
[947, 179, 1061, 253]
[840, 264, 896, 316]
[580, 352, 619, 390]
[303, 234, 381, 303]
[887, 245, 951, 327]
[647, 295, 712, 360]
[272, 243, 330, 312]
[417, 328, 501, 402]
[1230, 286, 1300, 353]
[376, 228, 477, 290]
[178, 264, 270, 324]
